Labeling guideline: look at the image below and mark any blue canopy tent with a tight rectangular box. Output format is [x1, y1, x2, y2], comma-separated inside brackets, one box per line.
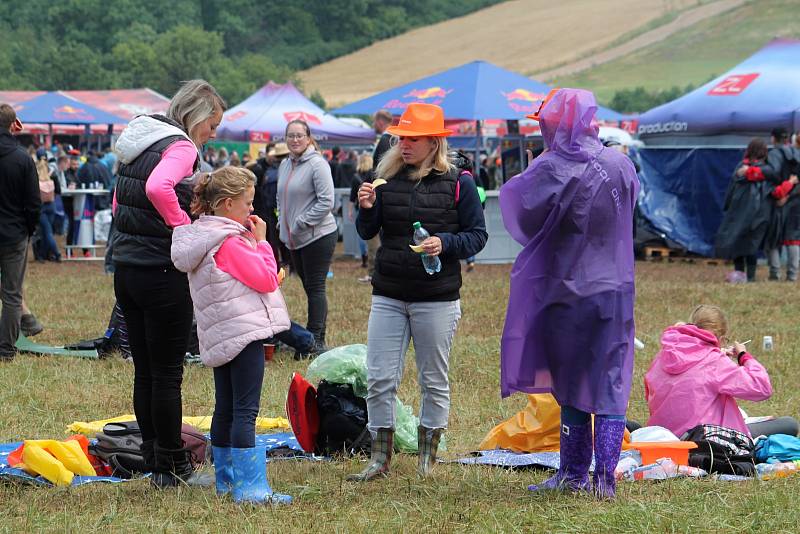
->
[634, 39, 800, 256]
[332, 60, 624, 121]
[13, 91, 128, 149]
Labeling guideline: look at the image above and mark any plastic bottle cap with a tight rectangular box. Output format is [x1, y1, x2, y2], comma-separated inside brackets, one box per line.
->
[413, 221, 421, 229]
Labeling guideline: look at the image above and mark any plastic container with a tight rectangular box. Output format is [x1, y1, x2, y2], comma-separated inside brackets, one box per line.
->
[756, 461, 799, 480]
[614, 451, 642, 481]
[762, 336, 774, 351]
[412, 221, 441, 275]
[263, 343, 275, 361]
[630, 441, 697, 466]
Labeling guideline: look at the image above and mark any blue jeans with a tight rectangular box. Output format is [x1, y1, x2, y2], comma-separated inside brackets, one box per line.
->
[273, 321, 315, 353]
[211, 339, 265, 448]
[38, 202, 60, 260]
[365, 296, 461, 432]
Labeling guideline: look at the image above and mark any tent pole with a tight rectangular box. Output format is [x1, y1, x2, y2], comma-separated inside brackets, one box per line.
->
[475, 120, 481, 180]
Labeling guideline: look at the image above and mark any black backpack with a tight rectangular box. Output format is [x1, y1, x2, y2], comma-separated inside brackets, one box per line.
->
[315, 380, 371, 456]
[684, 424, 756, 476]
[89, 421, 209, 478]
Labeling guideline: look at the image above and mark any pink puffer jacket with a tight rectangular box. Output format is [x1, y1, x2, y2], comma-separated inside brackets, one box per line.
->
[171, 215, 290, 367]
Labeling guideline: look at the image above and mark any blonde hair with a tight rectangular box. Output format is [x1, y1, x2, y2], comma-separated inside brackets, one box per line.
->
[167, 79, 227, 141]
[191, 166, 255, 216]
[690, 304, 728, 342]
[356, 153, 373, 174]
[375, 136, 452, 182]
[36, 159, 50, 182]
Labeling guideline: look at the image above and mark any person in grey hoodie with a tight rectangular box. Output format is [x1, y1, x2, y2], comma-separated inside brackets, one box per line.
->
[277, 119, 336, 357]
[112, 80, 225, 489]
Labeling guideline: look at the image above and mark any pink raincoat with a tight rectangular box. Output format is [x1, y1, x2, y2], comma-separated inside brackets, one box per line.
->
[644, 324, 772, 437]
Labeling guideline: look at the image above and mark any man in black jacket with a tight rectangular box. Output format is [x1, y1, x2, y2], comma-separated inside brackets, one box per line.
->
[0, 104, 41, 361]
[372, 110, 393, 169]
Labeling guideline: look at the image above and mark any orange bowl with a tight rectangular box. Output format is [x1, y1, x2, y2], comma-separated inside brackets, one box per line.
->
[629, 441, 698, 466]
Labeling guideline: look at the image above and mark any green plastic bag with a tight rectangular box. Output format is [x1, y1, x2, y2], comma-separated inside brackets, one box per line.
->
[305, 344, 444, 453]
[306, 344, 368, 397]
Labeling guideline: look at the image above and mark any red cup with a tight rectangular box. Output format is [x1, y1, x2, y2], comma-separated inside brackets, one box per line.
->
[263, 343, 275, 361]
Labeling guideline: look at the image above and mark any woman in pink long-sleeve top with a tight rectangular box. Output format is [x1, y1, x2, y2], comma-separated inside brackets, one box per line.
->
[112, 80, 225, 489]
[646, 305, 797, 439]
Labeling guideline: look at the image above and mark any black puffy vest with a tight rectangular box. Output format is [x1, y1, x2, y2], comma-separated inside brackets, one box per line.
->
[372, 167, 462, 301]
[113, 128, 196, 267]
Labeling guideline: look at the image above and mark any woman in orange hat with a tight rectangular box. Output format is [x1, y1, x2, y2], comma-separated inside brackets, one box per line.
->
[348, 103, 488, 481]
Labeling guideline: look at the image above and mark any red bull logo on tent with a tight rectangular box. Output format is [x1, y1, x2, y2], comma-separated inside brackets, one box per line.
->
[226, 110, 248, 122]
[283, 111, 321, 125]
[707, 73, 760, 96]
[384, 86, 453, 110]
[502, 88, 546, 113]
[54, 105, 94, 121]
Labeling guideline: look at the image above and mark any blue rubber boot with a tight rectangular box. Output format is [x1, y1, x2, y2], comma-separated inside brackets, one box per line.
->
[231, 446, 292, 505]
[528, 421, 592, 493]
[212, 446, 233, 496]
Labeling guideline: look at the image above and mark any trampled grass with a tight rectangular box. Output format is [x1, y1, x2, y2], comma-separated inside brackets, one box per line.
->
[1, 253, 799, 532]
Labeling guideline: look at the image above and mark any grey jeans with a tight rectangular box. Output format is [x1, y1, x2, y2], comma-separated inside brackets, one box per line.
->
[0, 239, 29, 357]
[767, 246, 800, 280]
[365, 295, 461, 433]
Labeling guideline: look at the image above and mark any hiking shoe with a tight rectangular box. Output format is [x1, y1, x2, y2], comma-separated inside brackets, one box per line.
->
[21, 314, 44, 337]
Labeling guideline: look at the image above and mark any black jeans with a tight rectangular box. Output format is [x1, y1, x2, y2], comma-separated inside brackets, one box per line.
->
[290, 230, 337, 342]
[734, 255, 757, 281]
[747, 416, 800, 438]
[114, 265, 193, 449]
[211, 340, 265, 448]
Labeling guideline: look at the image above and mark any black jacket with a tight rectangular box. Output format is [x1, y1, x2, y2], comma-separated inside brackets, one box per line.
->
[715, 161, 775, 258]
[113, 134, 194, 267]
[372, 133, 392, 169]
[770, 145, 800, 241]
[357, 166, 487, 301]
[78, 156, 113, 187]
[0, 128, 40, 245]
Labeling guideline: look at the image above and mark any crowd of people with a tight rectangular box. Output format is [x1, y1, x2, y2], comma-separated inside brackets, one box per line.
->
[716, 127, 800, 281]
[0, 81, 797, 508]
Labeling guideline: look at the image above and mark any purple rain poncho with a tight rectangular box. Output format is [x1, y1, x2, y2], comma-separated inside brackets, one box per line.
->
[499, 89, 640, 415]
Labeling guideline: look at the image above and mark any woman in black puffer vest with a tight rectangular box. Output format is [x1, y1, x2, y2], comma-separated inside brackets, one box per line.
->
[113, 80, 226, 489]
[348, 104, 488, 482]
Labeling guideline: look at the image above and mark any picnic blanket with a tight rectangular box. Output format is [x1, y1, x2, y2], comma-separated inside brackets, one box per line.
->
[455, 449, 639, 471]
[67, 415, 290, 435]
[0, 432, 310, 486]
[15, 335, 97, 359]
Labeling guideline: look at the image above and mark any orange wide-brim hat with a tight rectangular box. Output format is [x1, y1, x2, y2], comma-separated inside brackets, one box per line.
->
[386, 103, 452, 137]
[526, 88, 561, 121]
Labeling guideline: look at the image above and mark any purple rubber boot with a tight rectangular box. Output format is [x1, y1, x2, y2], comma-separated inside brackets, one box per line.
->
[592, 417, 626, 499]
[528, 421, 592, 493]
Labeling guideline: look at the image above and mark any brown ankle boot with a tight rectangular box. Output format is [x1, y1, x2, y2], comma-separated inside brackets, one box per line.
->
[347, 428, 393, 482]
[417, 426, 443, 477]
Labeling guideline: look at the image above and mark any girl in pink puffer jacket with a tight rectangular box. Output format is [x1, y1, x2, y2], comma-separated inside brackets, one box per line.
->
[171, 166, 292, 505]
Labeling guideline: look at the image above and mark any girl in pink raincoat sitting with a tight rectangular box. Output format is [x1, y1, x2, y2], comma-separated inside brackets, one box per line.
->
[645, 305, 797, 439]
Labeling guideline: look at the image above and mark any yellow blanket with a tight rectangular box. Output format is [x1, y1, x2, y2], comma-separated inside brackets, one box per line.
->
[67, 414, 289, 436]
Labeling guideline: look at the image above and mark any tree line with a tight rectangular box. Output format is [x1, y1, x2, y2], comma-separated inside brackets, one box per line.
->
[0, 0, 503, 106]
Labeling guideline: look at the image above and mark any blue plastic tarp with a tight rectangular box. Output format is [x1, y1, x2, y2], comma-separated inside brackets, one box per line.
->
[638, 38, 800, 144]
[217, 82, 374, 145]
[636, 147, 744, 256]
[333, 61, 624, 122]
[14, 92, 127, 125]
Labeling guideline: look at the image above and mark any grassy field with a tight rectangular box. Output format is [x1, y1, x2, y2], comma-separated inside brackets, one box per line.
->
[1, 253, 799, 532]
[298, 0, 704, 107]
[555, 0, 800, 104]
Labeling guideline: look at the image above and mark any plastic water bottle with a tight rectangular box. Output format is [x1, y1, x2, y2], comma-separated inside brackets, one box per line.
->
[412, 221, 441, 275]
[631, 458, 678, 480]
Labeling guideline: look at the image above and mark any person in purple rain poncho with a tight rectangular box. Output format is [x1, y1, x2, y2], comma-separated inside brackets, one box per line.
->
[499, 88, 639, 499]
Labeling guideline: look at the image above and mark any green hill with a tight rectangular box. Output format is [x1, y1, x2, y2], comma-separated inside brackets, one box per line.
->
[555, 0, 800, 107]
